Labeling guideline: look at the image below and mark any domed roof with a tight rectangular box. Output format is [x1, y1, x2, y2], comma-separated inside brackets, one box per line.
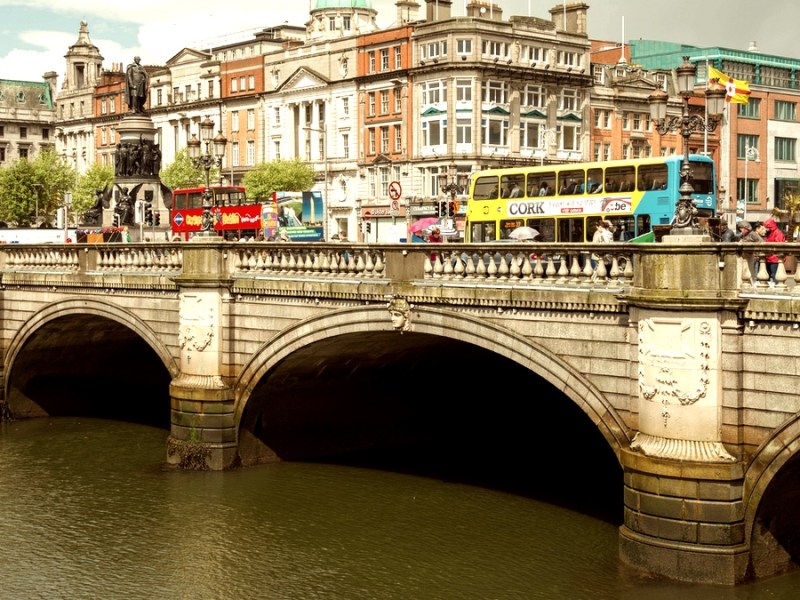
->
[313, 0, 372, 8]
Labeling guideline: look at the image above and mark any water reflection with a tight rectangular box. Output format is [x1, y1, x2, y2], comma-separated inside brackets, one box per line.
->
[0, 418, 798, 599]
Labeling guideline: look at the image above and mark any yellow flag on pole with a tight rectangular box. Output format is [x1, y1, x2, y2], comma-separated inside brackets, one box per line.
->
[709, 66, 751, 104]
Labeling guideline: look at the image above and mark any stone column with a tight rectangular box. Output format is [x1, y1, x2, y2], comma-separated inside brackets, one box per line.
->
[621, 244, 750, 584]
[168, 241, 237, 470]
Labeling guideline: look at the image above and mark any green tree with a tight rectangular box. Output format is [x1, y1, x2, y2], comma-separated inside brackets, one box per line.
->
[159, 148, 217, 191]
[242, 159, 315, 201]
[73, 163, 115, 222]
[0, 149, 76, 227]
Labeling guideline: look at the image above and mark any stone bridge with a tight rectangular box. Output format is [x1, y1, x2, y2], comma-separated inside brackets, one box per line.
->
[1, 238, 799, 586]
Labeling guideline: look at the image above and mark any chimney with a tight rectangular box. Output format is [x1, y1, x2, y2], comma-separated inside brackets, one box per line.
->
[397, 0, 421, 24]
[550, 2, 589, 36]
[748, 41, 759, 53]
[425, 0, 452, 21]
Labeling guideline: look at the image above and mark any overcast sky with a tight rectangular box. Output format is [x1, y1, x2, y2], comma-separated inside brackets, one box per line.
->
[0, 0, 797, 82]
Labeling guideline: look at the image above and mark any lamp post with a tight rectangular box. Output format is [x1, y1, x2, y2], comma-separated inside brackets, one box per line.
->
[648, 56, 726, 235]
[187, 116, 227, 237]
[304, 126, 329, 241]
[743, 144, 759, 222]
[540, 127, 556, 166]
[440, 161, 463, 221]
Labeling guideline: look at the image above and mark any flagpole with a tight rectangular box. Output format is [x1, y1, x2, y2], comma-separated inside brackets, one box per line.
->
[704, 58, 709, 155]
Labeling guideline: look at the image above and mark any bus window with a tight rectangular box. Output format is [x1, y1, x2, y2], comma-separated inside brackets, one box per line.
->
[473, 176, 500, 200]
[587, 168, 603, 193]
[610, 216, 636, 241]
[636, 215, 653, 235]
[470, 221, 496, 242]
[172, 192, 187, 210]
[499, 219, 525, 239]
[558, 217, 585, 242]
[605, 166, 636, 193]
[690, 161, 714, 194]
[558, 169, 584, 195]
[526, 218, 555, 242]
[500, 174, 525, 198]
[637, 164, 668, 191]
[527, 172, 556, 197]
[188, 192, 204, 209]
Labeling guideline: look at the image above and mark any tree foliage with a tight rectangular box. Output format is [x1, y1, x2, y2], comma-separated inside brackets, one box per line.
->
[159, 148, 218, 192]
[242, 159, 316, 201]
[0, 149, 76, 227]
[72, 163, 115, 222]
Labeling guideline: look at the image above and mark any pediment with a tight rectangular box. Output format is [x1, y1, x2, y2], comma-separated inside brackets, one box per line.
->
[278, 67, 329, 92]
[371, 153, 393, 165]
[482, 106, 510, 116]
[165, 48, 211, 66]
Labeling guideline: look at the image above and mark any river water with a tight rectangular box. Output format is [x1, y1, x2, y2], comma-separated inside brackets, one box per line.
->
[0, 417, 798, 600]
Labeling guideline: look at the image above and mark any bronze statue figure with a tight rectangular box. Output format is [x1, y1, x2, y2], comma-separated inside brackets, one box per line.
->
[125, 56, 149, 113]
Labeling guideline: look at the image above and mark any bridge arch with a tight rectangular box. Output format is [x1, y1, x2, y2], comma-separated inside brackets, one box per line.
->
[742, 414, 800, 578]
[3, 297, 180, 402]
[233, 304, 632, 459]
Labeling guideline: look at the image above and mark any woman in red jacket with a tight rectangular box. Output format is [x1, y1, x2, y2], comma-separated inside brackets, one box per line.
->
[762, 217, 786, 283]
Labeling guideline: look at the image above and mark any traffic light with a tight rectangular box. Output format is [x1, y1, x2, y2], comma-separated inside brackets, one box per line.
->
[447, 201, 455, 217]
[145, 202, 153, 226]
[366, 222, 372, 234]
[113, 213, 120, 227]
[438, 201, 447, 217]
[154, 212, 161, 226]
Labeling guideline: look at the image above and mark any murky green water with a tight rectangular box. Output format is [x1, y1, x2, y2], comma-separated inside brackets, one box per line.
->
[0, 417, 798, 599]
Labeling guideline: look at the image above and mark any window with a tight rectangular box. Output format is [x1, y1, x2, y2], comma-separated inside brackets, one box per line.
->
[737, 98, 760, 119]
[394, 46, 402, 69]
[19, 147, 28, 159]
[737, 178, 758, 204]
[482, 40, 507, 60]
[249, 74, 255, 90]
[110, 97, 115, 112]
[208, 80, 214, 98]
[381, 126, 389, 153]
[369, 92, 376, 116]
[342, 97, 349, 116]
[231, 142, 239, 167]
[100, 128, 107, 145]
[157, 89, 163, 106]
[482, 117, 508, 145]
[274, 140, 281, 159]
[456, 78, 472, 102]
[329, 17, 336, 30]
[231, 78, 238, 93]
[343, 16, 351, 30]
[232, 112, 239, 132]
[422, 80, 447, 105]
[239, 77, 245, 92]
[422, 117, 447, 146]
[394, 89, 402, 113]
[737, 134, 758, 158]
[521, 121, 541, 149]
[380, 90, 389, 114]
[457, 39, 472, 56]
[101, 99, 107, 115]
[456, 117, 472, 144]
[482, 80, 507, 104]
[394, 126, 402, 152]
[560, 89, 579, 111]
[42, 128, 49, 140]
[560, 124, 581, 151]
[775, 137, 796, 162]
[19, 127, 26, 139]
[247, 140, 255, 166]
[523, 45, 546, 63]
[593, 109, 611, 129]
[369, 53, 376, 73]
[342, 133, 349, 159]
[422, 41, 446, 60]
[381, 49, 389, 71]
[521, 84, 543, 108]
[247, 109, 255, 130]
[273, 106, 281, 125]
[557, 50, 581, 68]
[369, 128, 376, 154]
[775, 100, 797, 122]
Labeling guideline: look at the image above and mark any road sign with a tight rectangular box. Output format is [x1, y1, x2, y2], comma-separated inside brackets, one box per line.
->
[363, 210, 371, 221]
[388, 181, 402, 200]
[389, 199, 400, 215]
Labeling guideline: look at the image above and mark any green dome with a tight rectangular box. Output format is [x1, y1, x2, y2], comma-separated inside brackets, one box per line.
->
[313, 0, 372, 8]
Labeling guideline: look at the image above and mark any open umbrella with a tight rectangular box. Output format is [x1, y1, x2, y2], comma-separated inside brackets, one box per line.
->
[409, 217, 440, 234]
[508, 226, 540, 241]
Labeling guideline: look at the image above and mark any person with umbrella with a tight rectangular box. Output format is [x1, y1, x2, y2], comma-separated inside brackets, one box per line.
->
[428, 227, 443, 243]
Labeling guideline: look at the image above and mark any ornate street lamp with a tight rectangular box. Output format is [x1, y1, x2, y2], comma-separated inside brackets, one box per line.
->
[187, 116, 227, 236]
[440, 161, 463, 216]
[648, 56, 726, 235]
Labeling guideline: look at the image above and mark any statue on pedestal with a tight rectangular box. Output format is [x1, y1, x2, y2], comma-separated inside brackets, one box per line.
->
[125, 56, 149, 113]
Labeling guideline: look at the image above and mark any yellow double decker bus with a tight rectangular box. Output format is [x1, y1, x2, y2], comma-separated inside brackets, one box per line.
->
[465, 155, 718, 242]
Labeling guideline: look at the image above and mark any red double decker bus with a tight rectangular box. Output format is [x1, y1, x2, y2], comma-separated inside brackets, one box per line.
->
[168, 185, 261, 240]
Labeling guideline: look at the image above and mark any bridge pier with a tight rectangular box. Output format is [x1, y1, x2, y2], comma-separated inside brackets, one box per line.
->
[168, 241, 238, 470]
[621, 245, 751, 584]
